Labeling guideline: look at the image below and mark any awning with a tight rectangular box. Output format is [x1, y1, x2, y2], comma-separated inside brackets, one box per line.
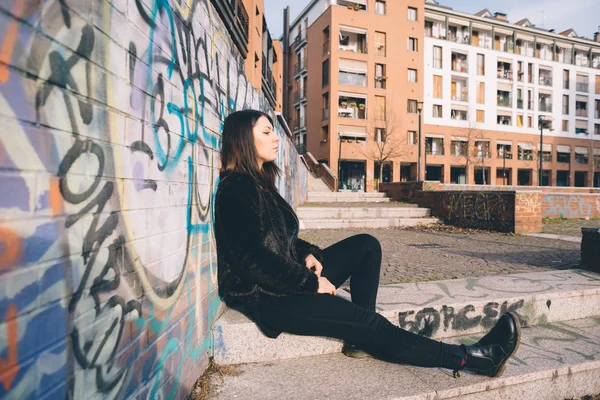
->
[535, 36, 554, 45]
[339, 25, 367, 35]
[516, 32, 534, 42]
[451, 136, 468, 141]
[497, 140, 513, 146]
[426, 13, 446, 22]
[575, 147, 588, 155]
[339, 58, 368, 73]
[338, 125, 368, 139]
[448, 17, 469, 26]
[498, 57, 512, 64]
[494, 27, 513, 36]
[539, 65, 552, 71]
[425, 133, 445, 139]
[575, 44, 590, 51]
[497, 110, 512, 116]
[339, 91, 367, 99]
[555, 41, 571, 49]
[576, 95, 589, 102]
[472, 22, 492, 30]
[539, 88, 553, 95]
[557, 145, 571, 153]
[452, 48, 469, 55]
[576, 120, 589, 129]
[451, 104, 469, 111]
[518, 142, 535, 150]
[537, 143, 552, 152]
[498, 82, 512, 91]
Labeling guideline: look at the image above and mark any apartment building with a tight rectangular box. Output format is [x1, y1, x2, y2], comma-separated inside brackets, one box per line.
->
[422, 2, 600, 187]
[284, 0, 424, 191]
[284, 0, 600, 190]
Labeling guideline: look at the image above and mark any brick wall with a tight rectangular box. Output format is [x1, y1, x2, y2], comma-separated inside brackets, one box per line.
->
[0, 1, 305, 399]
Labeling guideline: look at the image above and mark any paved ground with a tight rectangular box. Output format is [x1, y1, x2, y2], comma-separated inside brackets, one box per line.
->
[542, 218, 600, 237]
[299, 225, 580, 285]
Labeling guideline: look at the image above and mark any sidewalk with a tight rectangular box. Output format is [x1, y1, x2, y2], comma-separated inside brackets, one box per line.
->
[299, 226, 580, 285]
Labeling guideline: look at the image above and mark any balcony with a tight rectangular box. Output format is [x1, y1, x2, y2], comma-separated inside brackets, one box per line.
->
[451, 77, 468, 102]
[322, 107, 329, 121]
[451, 94, 468, 102]
[497, 116, 512, 125]
[338, 96, 366, 120]
[497, 62, 513, 80]
[447, 25, 470, 44]
[323, 40, 330, 56]
[293, 88, 307, 104]
[210, 0, 249, 58]
[450, 109, 467, 120]
[497, 91, 511, 108]
[539, 70, 552, 87]
[424, 21, 445, 39]
[338, 0, 367, 11]
[293, 58, 307, 77]
[293, 117, 306, 132]
[497, 146, 513, 159]
[451, 53, 468, 73]
[425, 138, 445, 156]
[261, 57, 277, 107]
[339, 29, 368, 54]
[294, 30, 307, 50]
[451, 141, 467, 156]
[339, 71, 367, 87]
[539, 93, 552, 113]
[539, 103, 553, 113]
[577, 82, 589, 92]
[576, 107, 588, 118]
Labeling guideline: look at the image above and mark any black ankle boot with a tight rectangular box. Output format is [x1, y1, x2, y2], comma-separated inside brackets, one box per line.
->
[341, 342, 372, 359]
[451, 312, 521, 378]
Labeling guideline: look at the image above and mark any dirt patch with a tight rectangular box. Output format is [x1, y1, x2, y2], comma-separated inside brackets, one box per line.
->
[542, 218, 600, 237]
[187, 359, 242, 400]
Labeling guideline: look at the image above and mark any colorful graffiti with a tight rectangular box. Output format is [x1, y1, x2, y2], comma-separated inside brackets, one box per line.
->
[541, 194, 599, 219]
[0, 1, 305, 399]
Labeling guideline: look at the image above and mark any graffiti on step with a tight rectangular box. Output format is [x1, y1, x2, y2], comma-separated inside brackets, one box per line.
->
[398, 299, 525, 337]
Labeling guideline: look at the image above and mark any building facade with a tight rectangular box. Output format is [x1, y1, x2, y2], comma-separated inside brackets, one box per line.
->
[284, 0, 600, 190]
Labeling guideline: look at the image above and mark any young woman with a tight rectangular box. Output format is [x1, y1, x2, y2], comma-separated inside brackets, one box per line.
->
[214, 109, 520, 378]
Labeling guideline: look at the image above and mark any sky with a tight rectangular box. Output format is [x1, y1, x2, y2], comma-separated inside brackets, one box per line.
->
[263, 0, 599, 41]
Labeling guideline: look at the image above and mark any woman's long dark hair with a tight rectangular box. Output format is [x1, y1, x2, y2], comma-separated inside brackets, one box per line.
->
[220, 109, 281, 190]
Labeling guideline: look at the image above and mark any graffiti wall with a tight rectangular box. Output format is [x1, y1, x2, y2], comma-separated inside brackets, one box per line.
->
[541, 194, 600, 219]
[0, 1, 305, 399]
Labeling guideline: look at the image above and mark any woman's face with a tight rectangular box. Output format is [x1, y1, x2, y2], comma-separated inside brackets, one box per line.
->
[253, 116, 279, 167]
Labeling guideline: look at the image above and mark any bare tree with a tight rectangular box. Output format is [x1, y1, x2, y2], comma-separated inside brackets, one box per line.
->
[358, 98, 410, 189]
[456, 117, 487, 184]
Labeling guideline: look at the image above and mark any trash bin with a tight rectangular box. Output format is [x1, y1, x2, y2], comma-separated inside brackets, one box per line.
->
[581, 227, 600, 272]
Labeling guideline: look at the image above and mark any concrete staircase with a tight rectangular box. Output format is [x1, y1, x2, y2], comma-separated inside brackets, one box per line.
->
[211, 269, 600, 399]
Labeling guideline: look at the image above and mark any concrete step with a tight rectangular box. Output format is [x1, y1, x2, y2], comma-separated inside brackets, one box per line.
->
[307, 177, 332, 193]
[213, 317, 600, 400]
[296, 207, 431, 220]
[307, 194, 391, 203]
[299, 217, 439, 230]
[212, 269, 600, 365]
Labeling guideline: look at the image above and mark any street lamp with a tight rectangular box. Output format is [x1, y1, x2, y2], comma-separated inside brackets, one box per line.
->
[417, 101, 424, 181]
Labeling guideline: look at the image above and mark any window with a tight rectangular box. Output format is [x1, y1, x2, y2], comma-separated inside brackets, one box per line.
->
[433, 104, 442, 118]
[557, 146, 571, 163]
[476, 109, 485, 122]
[477, 54, 485, 75]
[407, 99, 418, 113]
[564, 70, 570, 89]
[433, 75, 442, 98]
[562, 120, 569, 132]
[563, 95, 569, 115]
[596, 75, 600, 95]
[322, 59, 329, 87]
[408, 130, 417, 145]
[407, 7, 417, 21]
[518, 143, 534, 161]
[517, 61, 523, 82]
[375, 31, 386, 57]
[433, 46, 442, 69]
[477, 82, 485, 104]
[375, 63, 386, 89]
[517, 88, 523, 109]
[517, 114, 523, 127]
[408, 68, 417, 83]
[339, 58, 367, 87]
[408, 38, 418, 52]
[527, 89, 533, 110]
[375, 95, 386, 120]
[375, 0, 386, 15]
[527, 116, 533, 128]
[528, 63, 533, 84]
[376, 128, 386, 143]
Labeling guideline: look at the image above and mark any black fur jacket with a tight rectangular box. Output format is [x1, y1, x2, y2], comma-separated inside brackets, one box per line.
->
[214, 171, 324, 335]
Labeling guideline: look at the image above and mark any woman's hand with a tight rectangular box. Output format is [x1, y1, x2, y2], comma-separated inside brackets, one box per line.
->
[305, 254, 323, 277]
[317, 277, 336, 295]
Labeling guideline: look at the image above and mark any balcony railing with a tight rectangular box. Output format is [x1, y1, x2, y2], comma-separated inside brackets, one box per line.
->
[293, 88, 307, 103]
[539, 103, 553, 113]
[339, 72, 367, 87]
[294, 58, 307, 76]
[323, 40, 330, 56]
[497, 70, 513, 80]
[261, 57, 277, 106]
[577, 82, 589, 92]
[539, 75, 553, 86]
[426, 148, 445, 156]
[211, 0, 249, 58]
[576, 109, 589, 117]
[322, 107, 329, 120]
[293, 117, 306, 131]
[497, 98, 511, 107]
[451, 94, 468, 102]
[294, 30, 307, 49]
[452, 61, 468, 73]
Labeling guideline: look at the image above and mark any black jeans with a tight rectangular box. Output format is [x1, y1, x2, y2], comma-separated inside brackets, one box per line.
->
[258, 234, 462, 369]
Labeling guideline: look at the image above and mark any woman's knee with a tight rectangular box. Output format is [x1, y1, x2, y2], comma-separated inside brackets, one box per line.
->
[357, 234, 382, 257]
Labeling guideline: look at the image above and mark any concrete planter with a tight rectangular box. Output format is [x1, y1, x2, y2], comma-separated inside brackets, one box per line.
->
[581, 227, 600, 272]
